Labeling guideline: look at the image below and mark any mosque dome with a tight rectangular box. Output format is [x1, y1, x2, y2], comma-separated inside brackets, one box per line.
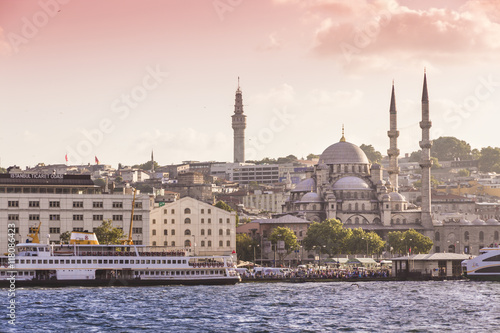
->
[332, 176, 371, 190]
[459, 218, 471, 225]
[319, 141, 369, 165]
[472, 218, 486, 225]
[486, 218, 500, 225]
[388, 192, 406, 201]
[292, 178, 316, 193]
[301, 192, 322, 203]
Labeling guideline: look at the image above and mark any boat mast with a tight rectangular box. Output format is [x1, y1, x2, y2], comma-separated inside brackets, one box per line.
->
[124, 188, 137, 245]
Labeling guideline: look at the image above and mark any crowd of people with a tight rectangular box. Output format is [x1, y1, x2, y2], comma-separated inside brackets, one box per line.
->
[239, 267, 392, 281]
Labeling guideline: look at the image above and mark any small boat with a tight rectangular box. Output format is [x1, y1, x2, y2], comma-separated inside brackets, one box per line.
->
[462, 246, 500, 281]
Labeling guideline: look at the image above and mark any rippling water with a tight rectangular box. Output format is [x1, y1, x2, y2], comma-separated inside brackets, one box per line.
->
[3, 281, 500, 332]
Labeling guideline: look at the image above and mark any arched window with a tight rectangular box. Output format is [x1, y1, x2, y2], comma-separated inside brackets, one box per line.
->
[355, 203, 358, 210]
[435, 232, 440, 241]
[171, 229, 175, 236]
[184, 208, 191, 214]
[201, 241, 205, 247]
[479, 231, 484, 241]
[362, 203, 365, 211]
[184, 229, 191, 236]
[226, 229, 230, 235]
[184, 240, 191, 247]
[171, 241, 175, 246]
[227, 240, 231, 247]
[201, 229, 205, 236]
[312, 204, 317, 210]
[184, 218, 191, 224]
[219, 218, 223, 224]
[396, 218, 400, 224]
[219, 229, 223, 235]
[348, 203, 352, 211]
[219, 241, 223, 247]
[354, 192, 358, 199]
[395, 204, 400, 211]
[355, 217, 359, 224]
[464, 231, 469, 241]
[208, 229, 212, 236]
[152, 229, 156, 236]
[163, 229, 168, 235]
[152, 241, 156, 246]
[208, 241, 212, 247]
[164, 241, 168, 246]
[495, 231, 499, 241]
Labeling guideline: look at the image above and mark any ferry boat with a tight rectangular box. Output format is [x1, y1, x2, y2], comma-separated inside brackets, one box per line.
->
[462, 246, 500, 281]
[0, 231, 240, 287]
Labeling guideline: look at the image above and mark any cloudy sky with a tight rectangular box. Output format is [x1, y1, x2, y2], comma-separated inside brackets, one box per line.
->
[1, 0, 499, 168]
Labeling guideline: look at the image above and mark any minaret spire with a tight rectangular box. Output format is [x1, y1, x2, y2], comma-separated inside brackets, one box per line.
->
[387, 81, 399, 191]
[419, 70, 433, 230]
[340, 124, 346, 142]
[232, 77, 246, 163]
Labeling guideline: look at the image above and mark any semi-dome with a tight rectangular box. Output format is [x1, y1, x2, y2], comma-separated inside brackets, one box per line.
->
[486, 218, 500, 225]
[388, 192, 406, 201]
[472, 218, 486, 225]
[332, 176, 371, 190]
[459, 218, 471, 225]
[301, 192, 322, 202]
[292, 178, 316, 192]
[319, 141, 369, 165]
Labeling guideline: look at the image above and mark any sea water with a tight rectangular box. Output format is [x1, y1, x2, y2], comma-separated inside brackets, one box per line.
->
[2, 281, 500, 332]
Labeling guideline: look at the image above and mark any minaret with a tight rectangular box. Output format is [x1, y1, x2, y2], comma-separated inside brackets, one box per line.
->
[419, 70, 433, 229]
[151, 150, 155, 173]
[232, 77, 246, 163]
[387, 81, 399, 191]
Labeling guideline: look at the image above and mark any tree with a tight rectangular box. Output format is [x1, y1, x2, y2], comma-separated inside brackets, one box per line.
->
[268, 226, 299, 266]
[360, 144, 382, 163]
[431, 136, 471, 161]
[93, 178, 106, 188]
[457, 169, 470, 177]
[302, 219, 351, 258]
[0, 167, 6, 173]
[430, 157, 441, 169]
[94, 219, 126, 245]
[408, 150, 421, 163]
[387, 229, 433, 255]
[478, 147, 500, 173]
[60, 231, 71, 244]
[132, 160, 160, 171]
[214, 200, 234, 212]
[412, 175, 442, 188]
[307, 153, 319, 161]
[236, 233, 256, 262]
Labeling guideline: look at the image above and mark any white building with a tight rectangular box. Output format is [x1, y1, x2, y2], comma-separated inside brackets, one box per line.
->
[242, 191, 288, 213]
[149, 197, 236, 256]
[0, 173, 152, 253]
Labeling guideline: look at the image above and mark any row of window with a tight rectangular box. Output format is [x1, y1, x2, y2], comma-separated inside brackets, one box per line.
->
[16, 258, 187, 265]
[7, 214, 143, 221]
[6, 201, 143, 209]
[435, 231, 500, 242]
[152, 229, 231, 236]
[152, 218, 231, 224]
[163, 208, 212, 215]
[151, 240, 231, 247]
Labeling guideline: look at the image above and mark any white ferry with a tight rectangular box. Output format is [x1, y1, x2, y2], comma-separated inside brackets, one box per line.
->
[0, 231, 240, 287]
[462, 246, 500, 281]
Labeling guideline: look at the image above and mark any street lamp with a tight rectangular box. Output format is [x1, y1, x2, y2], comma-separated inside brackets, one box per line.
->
[362, 237, 370, 257]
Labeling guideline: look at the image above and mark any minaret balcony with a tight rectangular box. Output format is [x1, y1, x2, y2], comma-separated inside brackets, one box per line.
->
[419, 120, 432, 129]
[419, 140, 432, 149]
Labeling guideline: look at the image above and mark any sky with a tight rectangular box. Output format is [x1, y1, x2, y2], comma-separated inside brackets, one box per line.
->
[1, 0, 499, 169]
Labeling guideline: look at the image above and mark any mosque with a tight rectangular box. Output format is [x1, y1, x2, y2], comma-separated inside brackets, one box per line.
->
[281, 73, 435, 239]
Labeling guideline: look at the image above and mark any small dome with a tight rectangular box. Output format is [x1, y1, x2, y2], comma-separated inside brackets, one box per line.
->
[472, 218, 486, 225]
[301, 192, 322, 203]
[292, 178, 316, 193]
[333, 176, 371, 190]
[486, 218, 500, 225]
[371, 163, 381, 170]
[382, 194, 390, 201]
[319, 141, 369, 165]
[317, 161, 328, 170]
[388, 192, 406, 201]
[459, 218, 471, 225]
[377, 179, 386, 186]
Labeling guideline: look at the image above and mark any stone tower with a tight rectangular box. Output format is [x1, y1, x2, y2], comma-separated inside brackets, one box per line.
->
[419, 71, 433, 229]
[387, 82, 400, 191]
[232, 78, 246, 163]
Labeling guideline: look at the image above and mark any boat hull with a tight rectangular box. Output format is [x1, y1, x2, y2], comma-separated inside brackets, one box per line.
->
[466, 275, 500, 282]
[0, 277, 240, 288]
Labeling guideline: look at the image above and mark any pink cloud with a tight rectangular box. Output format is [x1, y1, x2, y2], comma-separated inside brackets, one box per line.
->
[0, 27, 12, 56]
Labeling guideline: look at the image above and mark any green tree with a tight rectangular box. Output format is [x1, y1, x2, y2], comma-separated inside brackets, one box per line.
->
[478, 146, 500, 173]
[268, 226, 299, 266]
[132, 160, 160, 171]
[430, 157, 441, 169]
[412, 175, 442, 188]
[214, 200, 234, 212]
[302, 219, 351, 258]
[0, 167, 6, 173]
[307, 153, 319, 161]
[60, 231, 71, 244]
[93, 178, 106, 188]
[360, 144, 383, 163]
[408, 150, 421, 162]
[236, 233, 254, 261]
[457, 169, 470, 177]
[387, 229, 433, 255]
[94, 219, 126, 245]
[431, 136, 471, 161]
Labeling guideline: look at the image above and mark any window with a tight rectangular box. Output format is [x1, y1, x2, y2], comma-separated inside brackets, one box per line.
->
[49, 227, 60, 234]
[171, 209, 175, 214]
[201, 209, 204, 214]
[73, 214, 83, 221]
[113, 215, 123, 221]
[208, 209, 211, 214]
[73, 201, 83, 208]
[112, 202, 123, 208]
[171, 241, 175, 246]
[164, 219, 167, 224]
[152, 241, 157, 246]
[73, 227, 84, 232]
[152, 219, 156, 224]
[171, 230, 175, 236]
[93, 202, 103, 208]
[8, 214, 19, 221]
[164, 209, 167, 214]
[184, 208, 191, 214]
[185, 240, 191, 247]
[479, 231, 484, 242]
[219, 218, 223, 224]
[219, 241, 223, 247]
[133, 215, 143, 221]
[184, 218, 191, 224]
[164, 229, 168, 236]
[435, 232, 440, 241]
[201, 229, 205, 236]
[227, 240, 230, 247]
[49, 201, 60, 208]
[8, 201, 19, 207]
[226, 229, 230, 236]
[208, 241, 212, 247]
[132, 228, 142, 234]
[171, 219, 175, 224]
[29, 201, 39, 207]
[185, 229, 191, 236]
[135, 202, 142, 209]
[164, 241, 168, 246]
[208, 218, 211, 224]
[152, 229, 156, 236]
[208, 229, 212, 236]
[227, 218, 230, 224]
[219, 229, 223, 236]
[93, 215, 103, 221]
[29, 214, 40, 221]
[464, 231, 469, 241]
[201, 241, 205, 247]
[201, 218, 204, 224]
